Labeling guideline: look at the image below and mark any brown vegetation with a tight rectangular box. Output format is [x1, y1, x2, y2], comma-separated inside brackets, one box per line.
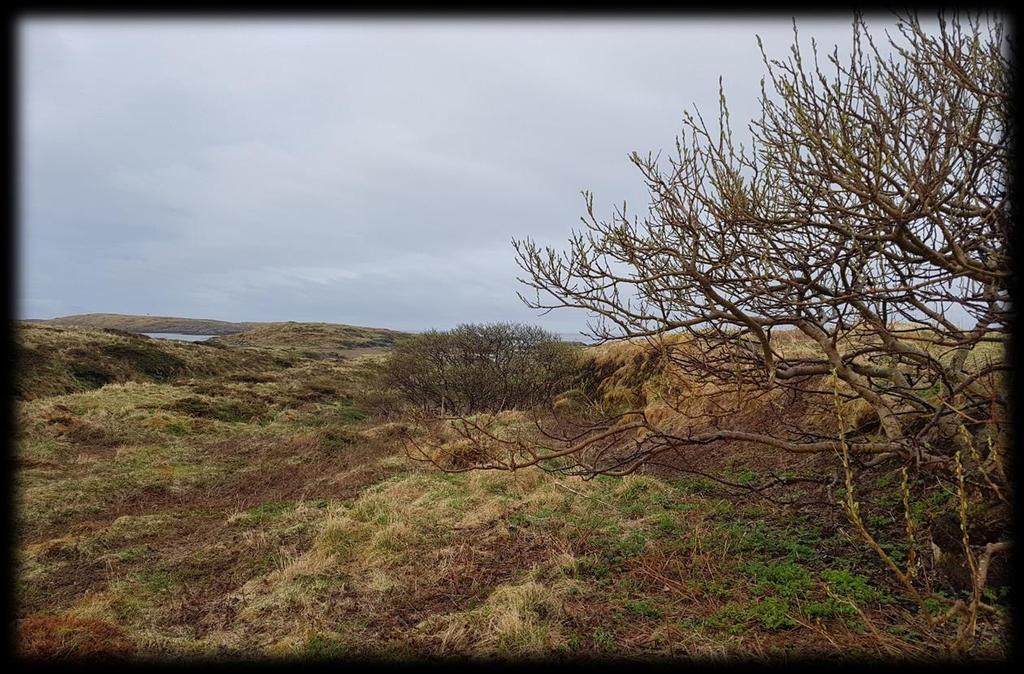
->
[18, 614, 136, 660]
[13, 318, 1011, 660]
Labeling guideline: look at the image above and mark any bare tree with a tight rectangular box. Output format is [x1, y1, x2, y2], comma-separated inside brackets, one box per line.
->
[404, 12, 1012, 651]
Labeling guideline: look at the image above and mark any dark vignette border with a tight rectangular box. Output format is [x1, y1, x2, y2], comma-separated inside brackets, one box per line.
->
[2, 1, 1020, 672]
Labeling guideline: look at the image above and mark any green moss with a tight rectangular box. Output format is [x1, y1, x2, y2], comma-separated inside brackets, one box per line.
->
[718, 519, 821, 562]
[707, 598, 796, 632]
[820, 568, 888, 604]
[592, 525, 649, 564]
[742, 561, 813, 599]
[694, 578, 732, 599]
[623, 599, 662, 618]
[705, 603, 748, 634]
[802, 598, 856, 619]
[726, 468, 759, 486]
[752, 596, 796, 629]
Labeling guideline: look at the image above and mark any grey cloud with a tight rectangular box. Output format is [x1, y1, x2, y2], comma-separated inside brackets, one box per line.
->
[19, 16, 889, 333]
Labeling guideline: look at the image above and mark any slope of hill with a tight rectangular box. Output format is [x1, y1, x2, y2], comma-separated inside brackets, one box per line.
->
[30, 315, 409, 358]
[13, 324, 293, 401]
[35, 314, 259, 335]
[209, 322, 406, 359]
[12, 324, 1010, 660]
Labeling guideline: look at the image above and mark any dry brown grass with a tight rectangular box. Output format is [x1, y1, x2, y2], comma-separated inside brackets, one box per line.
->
[18, 613, 137, 660]
[13, 322, 1010, 661]
[15, 323, 288, 401]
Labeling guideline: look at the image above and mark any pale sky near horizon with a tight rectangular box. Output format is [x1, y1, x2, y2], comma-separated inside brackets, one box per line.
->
[20, 15, 887, 334]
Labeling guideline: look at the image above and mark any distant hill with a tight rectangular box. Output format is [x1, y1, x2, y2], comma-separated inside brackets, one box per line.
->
[34, 313, 259, 335]
[14, 317, 408, 399]
[23, 313, 408, 363]
[210, 321, 406, 358]
[13, 323, 287, 400]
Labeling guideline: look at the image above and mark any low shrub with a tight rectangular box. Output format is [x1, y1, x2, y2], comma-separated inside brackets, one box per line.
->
[375, 323, 582, 415]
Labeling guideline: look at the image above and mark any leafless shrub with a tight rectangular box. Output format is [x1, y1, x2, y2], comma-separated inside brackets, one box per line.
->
[375, 323, 582, 416]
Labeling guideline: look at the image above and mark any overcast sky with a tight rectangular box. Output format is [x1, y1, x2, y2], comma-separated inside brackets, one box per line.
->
[20, 16, 878, 334]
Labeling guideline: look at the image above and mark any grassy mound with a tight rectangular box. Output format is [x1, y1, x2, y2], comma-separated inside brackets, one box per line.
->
[209, 322, 405, 359]
[32, 313, 260, 335]
[13, 324, 292, 401]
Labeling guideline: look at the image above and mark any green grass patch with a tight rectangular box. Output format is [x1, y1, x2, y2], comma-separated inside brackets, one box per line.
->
[623, 599, 662, 619]
[742, 561, 813, 599]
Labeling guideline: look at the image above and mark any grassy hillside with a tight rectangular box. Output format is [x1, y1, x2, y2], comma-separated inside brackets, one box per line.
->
[35, 314, 261, 335]
[14, 324, 293, 401]
[14, 321, 407, 400]
[34, 316, 410, 351]
[13, 327, 1010, 661]
[209, 322, 406, 359]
